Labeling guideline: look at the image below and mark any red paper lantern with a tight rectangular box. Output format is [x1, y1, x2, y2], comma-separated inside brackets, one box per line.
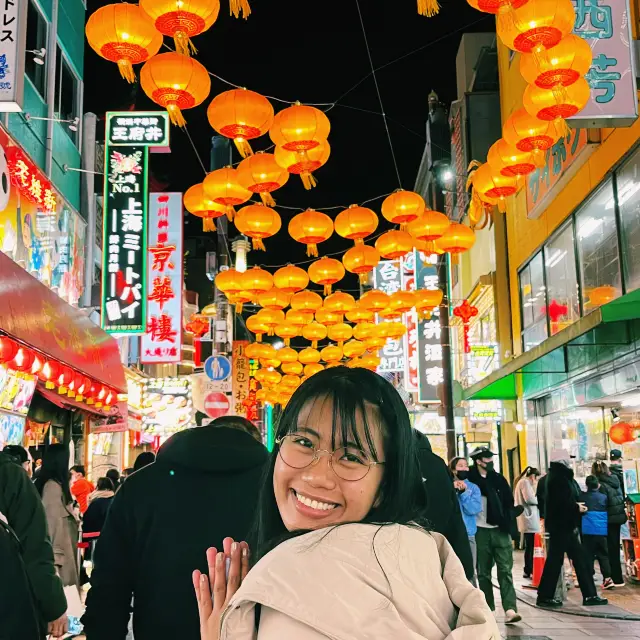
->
[30, 353, 43, 375]
[38, 360, 61, 389]
[0, 336, 17, 364]
[609, 422, 635, 445]
[57, 366, 74, 393]
[11, 346, 35, 372]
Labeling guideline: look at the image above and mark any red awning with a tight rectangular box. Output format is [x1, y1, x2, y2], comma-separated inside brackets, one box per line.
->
[0, 252, 126, 392]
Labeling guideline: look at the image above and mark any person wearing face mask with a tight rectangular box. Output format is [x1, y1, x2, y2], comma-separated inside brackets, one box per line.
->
[193, 368, 500, 640]
[514, 467, 541, 580]
[468, 447, 521, 624]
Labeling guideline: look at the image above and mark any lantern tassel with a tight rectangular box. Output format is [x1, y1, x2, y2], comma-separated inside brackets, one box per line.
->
[225, 206, 235, 222]
[234, 137, 253, 158]
[285, 338, 291, 346]
[306, 244, 318, 258]
[417, 0, 440, 15]
[117, 59, 136, 83]
[324, 284, 332, 296]
[312, 340, 318, 349]
[532, 148, 547, 168]
[174, 31, 197, 56]
[497, 198, 507, 214]
[252, 238, 266, 251]
[256, 335, 262, 343]
[358, 273, 369, 285]
[300, 172, 317, 190]
[268, 327, 275, 336]
[229, 0, 251, 18]
[235, 302, 244, 314]
[203, 218, 216, 232]
[555, 117, 570, 138]
[260, 192, 276, 206]
[167, 104, 187, 127]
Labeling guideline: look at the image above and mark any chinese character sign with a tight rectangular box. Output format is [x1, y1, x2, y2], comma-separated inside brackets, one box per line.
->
[373, 260, 405, 373]
[101, 144, 149, 333]
[401, 253, 418, 392]
[0, 0, 25, 112]
[141, 193, 183, 363]
[571, 0, 638, 126]
[231, 341, 250, 417]
[5, 147, 57, 212]
[106, 112, 170, 147]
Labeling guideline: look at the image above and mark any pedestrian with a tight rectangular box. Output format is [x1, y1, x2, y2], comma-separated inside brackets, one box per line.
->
[106, 468, 121, 491]
[82, 416, 269, 640]
[514, 466, 541, 580]
[3, 443, 34, 478]
[416, 433, 475, 581]
[133, 451, 155, 472]
[592, 460, 627, 587]
[536, 450, 608, 607]
[0, 450, 68, 639]
[121, 467, 134, 481]
[581, 475, 613, 590]
[34, 444, 81, 594]
[84, 478, 116, 533]
[467, 447, 522, 624]
[33, 457, 43, 480]
[609, 449, 624, 494]
[69, 464, 95, 515]
[449, 456, 482, 584]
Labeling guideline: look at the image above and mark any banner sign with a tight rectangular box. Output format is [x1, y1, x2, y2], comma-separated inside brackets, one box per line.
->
[231, 341, 250, 416]
[373, 260, 405, 373]
[401, 252, 419, 392]
[570, 0, 638, 127]
[141, 192, 183, 364]
[0, 0, 26, 112]
[106, 112, 170, 147]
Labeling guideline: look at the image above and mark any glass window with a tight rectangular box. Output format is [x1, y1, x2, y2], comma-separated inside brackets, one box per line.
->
[25, 0, 47, 97]
[519, 252, 548, 350]
[54, 46, 79, 145]
[576, 179, 622, 313]
[617, 147, 640, 293]
[544, 223, 579, 335]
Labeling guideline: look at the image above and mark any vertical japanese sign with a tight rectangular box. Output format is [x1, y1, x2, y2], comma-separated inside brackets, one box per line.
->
[414, 250, 443, 404]
[231, 341, 250, 417]
[141, 193, 183, 363]
[373, 260, 405, 373]
[101, 112, 169, 334]
[570, 0, 638, 127]
[0, 0, 26, 112]
[401, 253, 419, 393]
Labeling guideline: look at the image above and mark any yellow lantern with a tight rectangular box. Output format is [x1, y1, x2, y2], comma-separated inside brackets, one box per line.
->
[328, 323, 353, 346]
[256, 309, 285, 336]
[361, 353, 381, 371]
[270, 102, 330, 152]
[140, 52, 211, 126]
[184, 183, 227, 231]
[308, 257, 345, 295]
[523, 77, 591, 122]
[228, 290, 252, 313]
[203, 166, 252, 221]
[375, 230, 414, 260]
[321, 344, 343, 364]
[345, 307, 375, 324]
[470, 162, 519, 211]
[288, 209, 334, 257]
[502, 108, 563, 167]
[298, 347, 321, 364]
[236, 152, 289, 206]
[85, 3, 163, 83]
[304, 363, 324, 377]
[357, 289, 389, 313]
[261, 357, 282, 370]
[207, 88, 274, 157]
[274, 322, 298, 346]
[274, 265, 309, 294]
[290, 290, 323, 314]
[281, 375, 302, 390]
[275, 142, 331, 190]
[342, 245, 380, 284]
[286, 309, 314, 331]
[263, 369, 282, 387]
[323, 291, 356, 315]
[240, 266, 273, 300]
[388, 290, 416, 315]
[234, 203, 281, 251]
[438, 223, 476, 254]
[215, 267, 243, 297]
[381, 322, 407, 340]
[353, 322, 376, 341]
[245, 342, 264, 359]
[364, 335, 386, 351]
[315, 309, 342, 326]
[255, 343, 276, 361]
[335, 205, 378, 245]
[282, 361, 303, 375]
[278, 347, 298, 363]
[414, 289, 444, 318]
[302, 322, 327, 348]
[487, 138, 536, 178]
[246, 315, 269, 342]
[256, 388, 269, 404]
[407, 209, 450, 245]
[381, 189, 425, 226]
[343, 339, 367, 359]
[257, 287, 291, 311]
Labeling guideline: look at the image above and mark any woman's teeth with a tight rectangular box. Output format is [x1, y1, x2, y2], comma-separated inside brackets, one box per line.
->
[294, 491, 337, 511]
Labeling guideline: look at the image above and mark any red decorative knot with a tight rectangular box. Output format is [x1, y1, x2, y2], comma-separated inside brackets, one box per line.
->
[288, 159, 321, 174]
[248, 181, 280, 193]
[536, 69, 580, 89]
[155, 11, 206, 37]
[282, 140, 320, 152]
[101, 42, 150, 64]
[486, 185, 518, 198]
[501, 162, 536, 177]
[151, 88, 196, 110]
[478, 0, 527, 12]
[513, 27, 563, 53]
[538, 103, 579, 120]
[453, 300, 478, 354]
[516, 135, 554, 152]
[220, 124, 263, 140]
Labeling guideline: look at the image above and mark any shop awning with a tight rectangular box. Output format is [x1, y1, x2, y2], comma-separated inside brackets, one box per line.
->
[0, 252, 126, 392]
[462, 289, 640, 402]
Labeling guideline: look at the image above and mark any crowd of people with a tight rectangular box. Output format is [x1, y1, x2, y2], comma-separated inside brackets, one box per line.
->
[0, 366, 632, 640]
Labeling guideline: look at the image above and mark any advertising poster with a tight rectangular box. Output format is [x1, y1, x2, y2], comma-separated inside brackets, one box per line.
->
[0, 412, 26, 447]
[0, 366, 36, 415]
[231, 341, 250, 417]
[142, 377, 194, 433]
[0, 0, 26, 112]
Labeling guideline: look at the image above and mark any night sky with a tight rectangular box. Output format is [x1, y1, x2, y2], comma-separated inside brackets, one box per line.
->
[84, 0, 494, 307]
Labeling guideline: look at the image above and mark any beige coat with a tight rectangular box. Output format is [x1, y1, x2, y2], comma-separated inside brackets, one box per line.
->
[220, 523, 500, 640]
[42, 480, 79, 587]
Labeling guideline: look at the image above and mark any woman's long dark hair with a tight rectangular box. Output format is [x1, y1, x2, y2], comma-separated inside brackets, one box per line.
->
[250, 366, 429, 562]
[514, 465, 540, 486]
[34, 443, 72, 503]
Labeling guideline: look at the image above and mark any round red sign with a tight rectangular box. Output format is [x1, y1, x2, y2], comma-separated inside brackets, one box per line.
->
[204, 391, 230, 419]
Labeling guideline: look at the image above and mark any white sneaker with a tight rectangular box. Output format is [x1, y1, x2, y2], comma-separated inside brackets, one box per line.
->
[505, 609, 522, 624]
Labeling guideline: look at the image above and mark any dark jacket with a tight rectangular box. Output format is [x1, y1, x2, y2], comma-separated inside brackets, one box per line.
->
[581, 488, 608, 536]
[610, 463, 625, 497]
[543, 462, 582, 534]
[467, 465, 516, 534]
[415, 433, 474, 581]
[82, 426, 268, 640]
[536, 474, 547, 519]
[597, 472, 627, 525]
[82, 496, 113, 535]
[0, 452, 67, 635]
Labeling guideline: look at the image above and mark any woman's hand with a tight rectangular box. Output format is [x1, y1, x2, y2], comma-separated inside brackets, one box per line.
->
[192, 538, 250, 640]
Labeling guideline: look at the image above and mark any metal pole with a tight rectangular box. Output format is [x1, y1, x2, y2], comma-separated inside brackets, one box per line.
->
[81, 113, 97, 308]
[44, 0, 58, 177]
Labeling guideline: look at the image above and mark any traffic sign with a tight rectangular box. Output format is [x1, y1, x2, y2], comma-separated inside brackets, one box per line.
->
[204, 392, 230, 419]
[204, 355, 231, 381]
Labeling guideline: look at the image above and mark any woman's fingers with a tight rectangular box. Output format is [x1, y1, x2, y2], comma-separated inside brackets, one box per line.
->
[192, 570, 202, 606]
[226, 542, 242, 602]
[213, 548, 227, 609]
[240, 541, 250, 581]
[197, 571, 213, 620]
[223, 537, 234, 556]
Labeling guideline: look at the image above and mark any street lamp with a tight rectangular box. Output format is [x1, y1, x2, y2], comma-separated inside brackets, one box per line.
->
[231, 236, 251, 273]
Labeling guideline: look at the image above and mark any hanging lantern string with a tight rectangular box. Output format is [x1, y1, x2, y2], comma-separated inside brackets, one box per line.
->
[183, 125, 208, 175]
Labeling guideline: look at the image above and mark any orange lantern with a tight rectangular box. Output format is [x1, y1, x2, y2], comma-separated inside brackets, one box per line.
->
[256, 309, 285, 336]
[286, 309, 314, 331]
[321, 344, 343, 364]
[523, 76, 591, 122]
[610, 422, 636, 445]
[315, 309, 342, 326]
[203, 167, 252, 221]
[328, 323, 353, 346]
[85, 3, 162, 83]
[246, 342, 268, 359]
[274, 265, 309, 294]
[343, 339, 367, 359]
[254, 366, 272, 384]
[215, 268, 243, 298]
[381, 321, 407, 340]
[257, 287, 291, 311]
[236, 152, 289, 206]
[335, 205, 378, 245]
[228, 290, 252, 313]
[270, 102, 330, 152]
[246, 314, 269, 342]
[323, 291, 356, 315]
[275, 142, 331, 190]
[298, 347, 321, 364]
[378, 306, 403, 321]
[589, 285, 618, 307]
[256, 388, 269, 404]
[497, 0, 576, 54]
[207, 88, 274, 157]
[240, 266, 273, 300]
[407, 210, 450, 248]
[414, 289, 444, 318]
[282, 361, 303, 375]
[470, 163, 519, 211]
[503, 108, 562, 167]
[262, 369, 282, 387]
[353, 322, 376, 341]
[364, 334, 386, 351]
[387, 290, 416, 315]
[140, 52, 211, 126]
[184, 183, 226, 231]
[381, 190, 425, 227]
[308, 257, 345, 295]
[304, 363, 324, 377]
[139, 0, 219, 55]
[275, 322, 298, 346]
[357, 290, 389, 313]
[234, 203, 281, 251]
[288, 209, 334, 257]
[342, 245, 380, 284]
[302, 322, 327, 348]
[375, 230, 414, 260]
[281, 375, 301, 390]
[278, 347, 298, 363]
[438, 223, 476, 254]
[255, 343, 277, 361]
[345, 307, 375, 324]
[261, 357, 282, 370]
[290, 290, 323, 314]
[360, 353, 381, 371]
[487, 138, 536, 178]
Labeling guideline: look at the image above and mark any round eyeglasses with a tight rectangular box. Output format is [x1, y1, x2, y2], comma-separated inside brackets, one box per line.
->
[275, 433, 384, 481]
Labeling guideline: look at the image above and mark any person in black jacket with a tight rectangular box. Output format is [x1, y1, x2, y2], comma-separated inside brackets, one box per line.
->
[82, 416, 268, 640]
[415, 432, 474, 581]
[593, 461, 627, 586]
[537, 451, 607, 607]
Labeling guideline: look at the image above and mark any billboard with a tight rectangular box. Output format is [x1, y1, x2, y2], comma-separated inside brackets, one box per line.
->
[373, 260, 405, 373]
[0, 0, 26, 112]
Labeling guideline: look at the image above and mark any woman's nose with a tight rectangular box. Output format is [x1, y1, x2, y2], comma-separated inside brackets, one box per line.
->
[301, 451, 337, 488]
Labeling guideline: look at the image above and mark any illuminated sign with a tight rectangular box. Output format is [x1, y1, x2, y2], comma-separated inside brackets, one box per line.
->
[373, 260, 405, 373]
[0, 0, 26, 112]
[141, 192, 183, 364]
[142, 377, 193, 433]
[231, 341, 250, 416]
[470, 345, 497, 358]
[106, 112, 170, 147]
[401, 252, 419, 393]
[6, 147, 57, 212]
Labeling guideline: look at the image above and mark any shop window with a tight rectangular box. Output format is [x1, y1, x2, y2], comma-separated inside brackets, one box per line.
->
[519, 252, 548, 350]
[576, 179, 622, 313]
[617, 146, 640, 293]
[544, 223, 579, 336]
[54, 46, 79, 145]
[25, 0, 47, 97]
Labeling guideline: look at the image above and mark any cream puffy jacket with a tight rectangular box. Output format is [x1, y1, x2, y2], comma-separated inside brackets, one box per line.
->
[219, 523, 500, 640]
